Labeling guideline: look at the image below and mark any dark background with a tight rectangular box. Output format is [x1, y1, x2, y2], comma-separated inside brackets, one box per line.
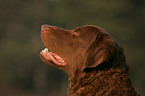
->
[0, 0, 145, 96]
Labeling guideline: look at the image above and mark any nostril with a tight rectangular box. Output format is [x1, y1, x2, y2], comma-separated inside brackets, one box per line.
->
[41, 24, 52, 33]
[41, 24, 49, 28]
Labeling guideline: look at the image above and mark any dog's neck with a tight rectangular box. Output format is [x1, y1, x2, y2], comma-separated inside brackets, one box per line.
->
[68, 68, 137, 96]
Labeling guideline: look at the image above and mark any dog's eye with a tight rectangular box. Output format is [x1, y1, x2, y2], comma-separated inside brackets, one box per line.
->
[73, 32, 79, 37]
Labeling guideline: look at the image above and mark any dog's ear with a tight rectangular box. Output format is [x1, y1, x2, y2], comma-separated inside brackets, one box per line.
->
[82, 33, 115, 72]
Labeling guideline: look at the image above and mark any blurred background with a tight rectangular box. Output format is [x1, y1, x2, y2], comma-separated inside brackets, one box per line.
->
[0, 0, 145, 96]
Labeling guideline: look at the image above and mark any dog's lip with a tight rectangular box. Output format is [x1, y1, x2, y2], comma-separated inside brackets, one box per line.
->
[40, 48, 67, 66]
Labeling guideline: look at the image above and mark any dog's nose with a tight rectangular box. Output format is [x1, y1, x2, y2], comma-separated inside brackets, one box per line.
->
[41, 24, 52, 33]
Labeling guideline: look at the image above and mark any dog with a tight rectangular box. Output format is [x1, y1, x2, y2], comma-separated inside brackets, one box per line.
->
[40, 25, 139, 96]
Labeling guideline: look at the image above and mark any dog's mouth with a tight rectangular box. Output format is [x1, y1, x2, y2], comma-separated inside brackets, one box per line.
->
[40, 48, 67, 66]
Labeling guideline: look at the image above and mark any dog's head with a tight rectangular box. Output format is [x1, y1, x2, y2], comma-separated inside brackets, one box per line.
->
[40, 25, 120, 78]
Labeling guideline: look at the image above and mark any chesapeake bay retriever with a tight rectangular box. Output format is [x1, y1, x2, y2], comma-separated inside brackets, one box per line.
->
[40, 25, 139, 96]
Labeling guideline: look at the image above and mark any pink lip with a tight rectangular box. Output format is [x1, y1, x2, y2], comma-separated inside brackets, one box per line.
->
[40, 50, 67, 66]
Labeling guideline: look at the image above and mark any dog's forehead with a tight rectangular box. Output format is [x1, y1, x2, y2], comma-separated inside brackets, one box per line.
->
[74, 25, 103, 34]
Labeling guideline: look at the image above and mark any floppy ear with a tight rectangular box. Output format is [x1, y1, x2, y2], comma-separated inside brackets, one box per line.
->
[82, 34, 115, 72]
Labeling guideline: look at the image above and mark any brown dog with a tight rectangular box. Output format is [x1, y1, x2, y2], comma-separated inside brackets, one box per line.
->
[40, 25, 139, 96]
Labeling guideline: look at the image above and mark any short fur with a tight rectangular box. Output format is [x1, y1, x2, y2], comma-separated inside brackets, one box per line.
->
[40, 25, 139, 96]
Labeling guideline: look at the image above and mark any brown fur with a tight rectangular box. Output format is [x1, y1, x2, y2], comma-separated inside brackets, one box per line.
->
[40, 25, 139, 96]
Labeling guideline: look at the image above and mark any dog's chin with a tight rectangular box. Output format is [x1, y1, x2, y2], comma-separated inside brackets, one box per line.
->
[40, 48, 67, 66]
